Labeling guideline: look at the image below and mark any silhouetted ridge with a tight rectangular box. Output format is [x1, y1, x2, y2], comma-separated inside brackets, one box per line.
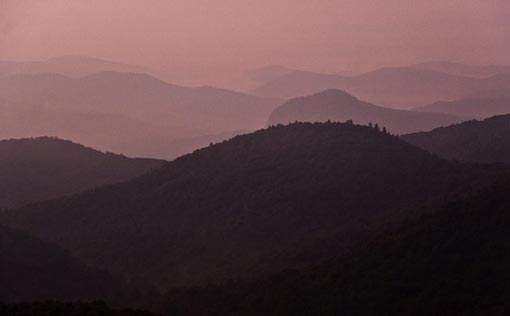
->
[1, 122, 505, 290]
[0, 137, 163, 208]
[402, 114, 510, 164]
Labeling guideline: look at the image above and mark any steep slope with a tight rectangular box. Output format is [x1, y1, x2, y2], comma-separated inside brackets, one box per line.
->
[415, 95, 510, 118]
[267, 89, 470, 134]
[0, 137, 163, 208]
[0, 225, 137, 304]
[0, 71, 280, 132]
[161, 182, 510, 316]
[402, 115, 510, 164]
[1, 123, 504, 290]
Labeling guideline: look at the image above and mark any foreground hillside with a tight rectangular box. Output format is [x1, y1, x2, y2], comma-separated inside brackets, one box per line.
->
[0, 137, 163, 208]
[402, 115, 510, 164]
[0, 302, 155, 316]
[161, 181, 510, 316]
[0, 225, 136, 304]
[267, 89, 469, 134]
[1, 123, 505, 291]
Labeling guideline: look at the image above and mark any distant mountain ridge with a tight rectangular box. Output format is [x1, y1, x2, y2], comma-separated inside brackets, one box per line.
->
[0, 104, 208, 157]
[0, 55, 149, 78]
[251, 63, 510, 108]
[0, 137, 163, 208]
[0, 71, 280, 131]
[412, 61, 510, 78]
[245, 65, 295, 84]
[415, 94, 510, 118]
[267, 89, 471, 134]
[0, 70, 281, 156]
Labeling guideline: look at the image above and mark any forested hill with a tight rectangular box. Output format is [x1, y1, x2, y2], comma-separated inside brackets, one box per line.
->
[1, 122, 506, 290]
[0, 224, 148, 304]
[402, 115, 510, 164]
[160, 181, 510, 316]
[0, 137, 163, 208]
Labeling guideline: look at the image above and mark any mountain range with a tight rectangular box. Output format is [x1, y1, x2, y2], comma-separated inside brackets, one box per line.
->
[0, 105, 210, 158]
[0, 71, 280, 131]
[0, 70, 280, 156]
[251, 63, 510, 108]
[3, 55, 510, 316]
[415, 94, 510, 118]
[1, 122, 506, 292]
[0, 55, 149, 78]
[411, 61, 510, 78]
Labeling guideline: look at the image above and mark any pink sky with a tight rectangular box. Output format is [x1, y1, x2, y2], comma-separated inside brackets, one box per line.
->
[1, 0, 509, 86]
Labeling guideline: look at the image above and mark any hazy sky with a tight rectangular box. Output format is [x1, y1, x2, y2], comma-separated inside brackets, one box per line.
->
[1, 0, 509, 86]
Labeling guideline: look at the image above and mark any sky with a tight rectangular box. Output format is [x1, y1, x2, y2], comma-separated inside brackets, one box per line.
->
[1, 0, 509, 87]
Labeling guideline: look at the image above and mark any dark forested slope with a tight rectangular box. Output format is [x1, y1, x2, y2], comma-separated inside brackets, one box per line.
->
[0, 302, 156, 316]
[1, 123, 505, 290]
[402, 115, 510, 164]
[161, 182, 510, 316]
[0, 225, 143, 304]
[0, 137, 163, 208]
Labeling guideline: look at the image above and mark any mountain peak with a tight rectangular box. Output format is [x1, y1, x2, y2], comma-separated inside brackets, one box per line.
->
[310, 89, 360, 101]
[267, 90, 466, 133]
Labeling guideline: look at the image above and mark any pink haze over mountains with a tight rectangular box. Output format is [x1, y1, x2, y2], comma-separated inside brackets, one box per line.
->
[1, 0, 509, 89]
